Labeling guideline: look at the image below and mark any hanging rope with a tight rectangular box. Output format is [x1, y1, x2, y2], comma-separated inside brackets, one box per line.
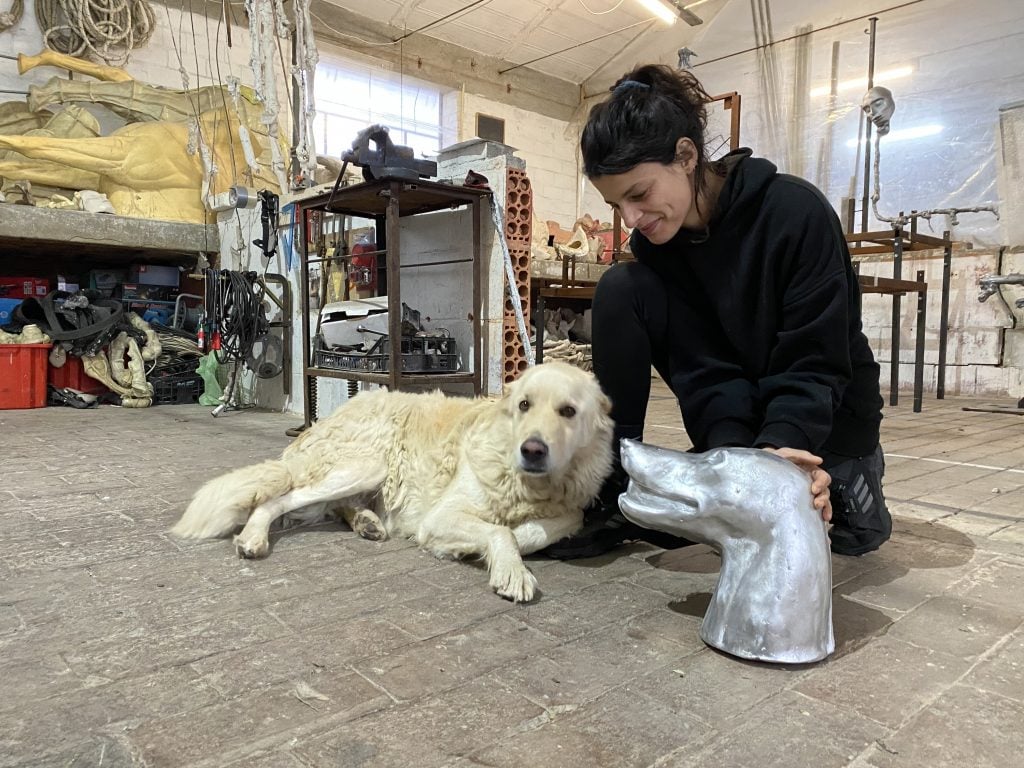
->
[34, 0, 156, 66]
[0, 0, 24, 32]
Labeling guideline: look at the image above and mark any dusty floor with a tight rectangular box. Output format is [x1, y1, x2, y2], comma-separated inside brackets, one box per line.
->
[2, 381, 1023, 768]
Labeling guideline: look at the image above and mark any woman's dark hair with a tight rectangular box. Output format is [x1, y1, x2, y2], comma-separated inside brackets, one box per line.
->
[581, 64, 716, 206]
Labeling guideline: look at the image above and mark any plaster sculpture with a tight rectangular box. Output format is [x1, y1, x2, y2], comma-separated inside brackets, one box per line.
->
[0, 49, 286, 220]
[0, 102, 52, 135]
[0, 109, 270, 223]
[863, 84, 999, 227]
[0, 105, 101, 195]
[618, 439, 835, 664]
[861, 86, 895, 136]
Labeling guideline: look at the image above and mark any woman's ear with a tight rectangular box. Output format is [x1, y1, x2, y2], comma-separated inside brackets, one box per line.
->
[675, 137, 697, 172]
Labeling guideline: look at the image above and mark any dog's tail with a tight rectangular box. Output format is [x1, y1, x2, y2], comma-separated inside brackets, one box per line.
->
[170, 460, 293, 539]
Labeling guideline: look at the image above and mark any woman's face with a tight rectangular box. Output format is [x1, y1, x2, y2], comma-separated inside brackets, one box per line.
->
[591, 156, 696, 245]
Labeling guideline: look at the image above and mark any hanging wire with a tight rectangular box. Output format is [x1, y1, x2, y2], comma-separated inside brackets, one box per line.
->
[309, 10, 399, 47]
[575, 0, 626, 15]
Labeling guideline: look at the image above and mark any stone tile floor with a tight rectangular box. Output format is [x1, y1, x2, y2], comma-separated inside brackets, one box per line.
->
[1, 382, 1022, 767]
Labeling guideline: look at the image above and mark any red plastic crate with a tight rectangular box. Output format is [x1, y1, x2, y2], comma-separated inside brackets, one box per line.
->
[48, 356, 109, 395]
[0, 343, 51, 409]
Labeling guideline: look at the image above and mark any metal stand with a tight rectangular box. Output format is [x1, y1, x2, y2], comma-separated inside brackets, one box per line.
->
[295, 178, 492, 428]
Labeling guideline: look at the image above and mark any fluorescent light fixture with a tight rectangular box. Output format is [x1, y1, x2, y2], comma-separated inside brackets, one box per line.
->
[846, 124, 943, 147]
[635, 0, 678, 25]
[811, 66, 915, 98]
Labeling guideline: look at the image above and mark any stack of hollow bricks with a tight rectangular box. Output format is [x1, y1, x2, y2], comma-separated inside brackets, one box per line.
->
[503, 167, 533, 385]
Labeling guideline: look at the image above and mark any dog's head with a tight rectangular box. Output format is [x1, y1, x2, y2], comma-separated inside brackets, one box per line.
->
[503, 362, 612, 479]
[619, 440, 812, 543]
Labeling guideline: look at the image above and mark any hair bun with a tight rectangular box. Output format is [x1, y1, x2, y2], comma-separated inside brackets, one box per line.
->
[612, 79, 650, 94]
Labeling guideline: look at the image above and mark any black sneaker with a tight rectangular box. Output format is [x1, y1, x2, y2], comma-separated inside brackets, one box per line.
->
[542, 505, 695, 559]
[826, 445, 892, 556]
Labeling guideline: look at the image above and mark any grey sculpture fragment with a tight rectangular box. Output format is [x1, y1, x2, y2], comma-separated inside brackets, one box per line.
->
[618, 440, 835, 664]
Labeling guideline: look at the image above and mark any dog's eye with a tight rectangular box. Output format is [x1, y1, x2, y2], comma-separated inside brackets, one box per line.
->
[519, 399, 530, 412]
[559, 405, 577, 418]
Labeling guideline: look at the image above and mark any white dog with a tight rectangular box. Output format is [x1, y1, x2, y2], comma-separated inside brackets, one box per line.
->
[170, 361, 613, 602]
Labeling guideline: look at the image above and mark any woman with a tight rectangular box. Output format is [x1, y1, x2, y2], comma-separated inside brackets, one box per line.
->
[546, 64, 890, 559]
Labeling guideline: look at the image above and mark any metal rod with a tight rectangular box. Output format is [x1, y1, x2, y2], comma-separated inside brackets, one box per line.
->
[890, 222, 903, 406]
[680, 0, 926, 72]
[937, 231, 951, 399]
[386, 184, 401, 391]
[300, 204, 313, 428]
[472, 197, 483, 394]
[392, 0, 490, 43]
[861, 16, 878, 234]
[500, 19, 651, 75]
[914, 270, 927, 413]
[400, 258, 474, 269]
[536, 292, 546, 365]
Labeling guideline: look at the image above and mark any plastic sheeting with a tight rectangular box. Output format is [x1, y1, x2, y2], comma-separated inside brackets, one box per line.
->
[680, 0, 1023, 247]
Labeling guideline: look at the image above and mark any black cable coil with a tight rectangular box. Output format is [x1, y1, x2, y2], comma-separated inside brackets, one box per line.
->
[208, 270, 268, 364]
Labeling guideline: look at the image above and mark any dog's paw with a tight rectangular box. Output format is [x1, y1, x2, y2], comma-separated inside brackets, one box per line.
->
[233, 534, 269, 559]
[352, 510, 388, 542]
[490, 561, 539, 603]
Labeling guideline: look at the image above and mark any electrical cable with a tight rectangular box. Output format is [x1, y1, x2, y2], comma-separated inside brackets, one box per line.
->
[309, 10, 399, 47]
[210, 270, 268, 364]
[575, 0, 626, 15]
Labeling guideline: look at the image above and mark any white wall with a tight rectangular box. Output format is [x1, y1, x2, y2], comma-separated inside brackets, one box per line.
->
[447, 90, 584, 229]
[1, 8, 255, 108]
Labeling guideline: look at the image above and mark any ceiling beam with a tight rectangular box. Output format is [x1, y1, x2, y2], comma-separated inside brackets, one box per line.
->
[497, 0, 569, 61]
[581, 19, 658, 88]
[312, 0, 581, 120]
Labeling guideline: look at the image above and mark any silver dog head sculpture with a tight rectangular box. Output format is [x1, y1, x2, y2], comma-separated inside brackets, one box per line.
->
[618, 440, 835, 664]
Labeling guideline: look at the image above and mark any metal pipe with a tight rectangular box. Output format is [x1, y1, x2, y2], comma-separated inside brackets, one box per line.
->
[861, 17, 878, 234]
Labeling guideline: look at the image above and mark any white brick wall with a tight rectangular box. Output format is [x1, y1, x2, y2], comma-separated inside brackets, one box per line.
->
[453, 92, 590, 229]
[1, 9, 256, 96]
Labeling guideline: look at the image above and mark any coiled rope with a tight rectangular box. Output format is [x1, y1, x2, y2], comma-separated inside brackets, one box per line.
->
[0, 0, 24, 32]
[34, 0, 156, 66]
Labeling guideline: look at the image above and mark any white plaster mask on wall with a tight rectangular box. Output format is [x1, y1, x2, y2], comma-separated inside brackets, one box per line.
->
[861, 86, 896, 136]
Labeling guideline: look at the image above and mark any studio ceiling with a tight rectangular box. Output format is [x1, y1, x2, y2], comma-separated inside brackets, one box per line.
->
[327, 0, 730, 87]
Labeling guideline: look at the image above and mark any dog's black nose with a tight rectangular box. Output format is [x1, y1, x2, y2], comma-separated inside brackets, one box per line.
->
[520, 438, 549, 466]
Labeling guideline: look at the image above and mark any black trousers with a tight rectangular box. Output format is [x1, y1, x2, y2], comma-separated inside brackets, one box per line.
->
[591, 262, 671, 453]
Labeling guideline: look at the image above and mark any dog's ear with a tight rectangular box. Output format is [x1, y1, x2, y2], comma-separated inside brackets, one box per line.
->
[501, 377, 521, 414]
[595, 386, 612, 415]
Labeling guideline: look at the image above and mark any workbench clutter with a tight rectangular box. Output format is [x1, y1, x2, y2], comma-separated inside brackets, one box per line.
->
[315, 298, 459, 375]
[0, 291, 159, 408]
[0, 275, 210, 409]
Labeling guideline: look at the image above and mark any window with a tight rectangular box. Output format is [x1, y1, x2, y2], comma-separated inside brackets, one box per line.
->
[314, 56, 443, 161]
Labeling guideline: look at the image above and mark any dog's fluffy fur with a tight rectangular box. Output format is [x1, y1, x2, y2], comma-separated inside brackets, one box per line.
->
[170, 361, 613, 602]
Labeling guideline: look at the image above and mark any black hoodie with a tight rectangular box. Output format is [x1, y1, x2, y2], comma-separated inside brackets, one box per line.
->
[630, 149, 883, 457]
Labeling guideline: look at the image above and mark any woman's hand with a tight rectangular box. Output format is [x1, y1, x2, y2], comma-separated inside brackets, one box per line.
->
[762, 447, 832, 522]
